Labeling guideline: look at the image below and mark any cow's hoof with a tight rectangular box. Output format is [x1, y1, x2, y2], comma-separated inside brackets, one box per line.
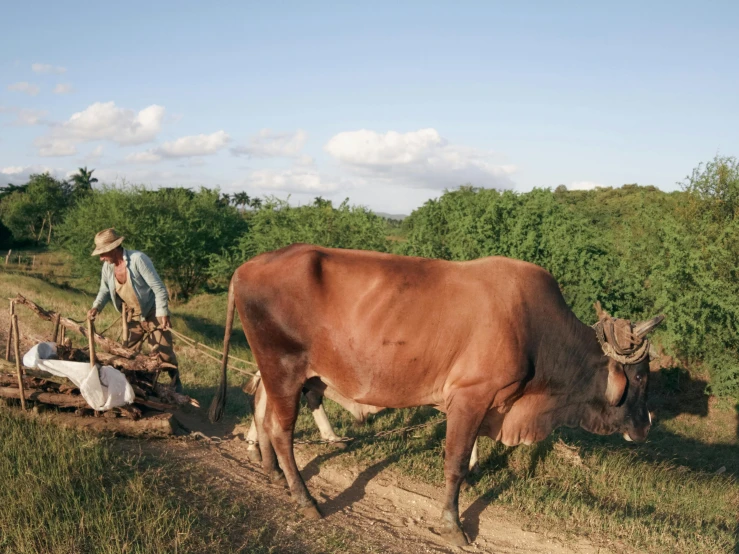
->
[299, 503, 322, 520]
[246, 448, 262, 463]
[440, 525, 469, 547]
[331, 439, 349, 450]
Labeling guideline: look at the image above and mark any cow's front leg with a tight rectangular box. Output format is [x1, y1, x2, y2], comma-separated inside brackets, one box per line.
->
[439, 401, 486, 546]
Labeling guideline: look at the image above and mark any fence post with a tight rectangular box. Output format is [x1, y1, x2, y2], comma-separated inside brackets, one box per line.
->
[5, 301, 14, 361]
[121, 304, 129, 343]
[87, 317, 97, 368]
[11, 314, 26, 411]
[5, 249, 11, 266]
[52, 313, 61, 343]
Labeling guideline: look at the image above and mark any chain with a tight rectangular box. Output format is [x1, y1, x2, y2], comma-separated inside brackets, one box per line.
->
[184, 418, 446, 446]
[293, 418, 445, 445]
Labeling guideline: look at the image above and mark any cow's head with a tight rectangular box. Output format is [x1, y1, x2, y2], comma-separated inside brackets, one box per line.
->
[587, 303, 664, 442]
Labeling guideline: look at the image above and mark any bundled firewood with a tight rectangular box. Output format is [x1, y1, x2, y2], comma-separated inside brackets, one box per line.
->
[0, 294, 199, 428]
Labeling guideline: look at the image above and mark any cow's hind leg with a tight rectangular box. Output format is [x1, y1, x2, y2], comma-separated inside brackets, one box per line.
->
[439, 398, 487, 546]
[253, 383, 284, 483]
[245, 419, 261, 463]
[263, 387, 321, 519]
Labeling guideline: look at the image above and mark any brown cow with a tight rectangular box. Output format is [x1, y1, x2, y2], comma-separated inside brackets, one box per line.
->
[210, 244, 663, 546]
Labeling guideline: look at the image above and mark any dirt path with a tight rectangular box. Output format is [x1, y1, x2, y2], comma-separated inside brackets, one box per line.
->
[158, 410, 615, 554]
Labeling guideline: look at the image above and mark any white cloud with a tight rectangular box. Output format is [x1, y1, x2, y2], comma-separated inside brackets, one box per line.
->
[231, 129, 307, 158]
[1, 165, 67, 185]
[7, 82, 40, 96]
[568, 181, 605, 191]
[83, 145, 105, 163]
[34, 101, 166, 156]
[61, 102, 165, 145]
[53, 83, 73, 94]
[32, 63, 66, 74]
[0, 106, 47, 126]
[37, 139, 77, 157]
[241, 157, 338, 193]
[126, 130, 230, 163]
[324, 128, 515, 190]
[246, 167, 337, 193]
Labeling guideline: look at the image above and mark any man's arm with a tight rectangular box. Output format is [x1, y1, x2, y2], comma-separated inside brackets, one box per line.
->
[136, 253, 170, 318]
[90, 267, 111, 317]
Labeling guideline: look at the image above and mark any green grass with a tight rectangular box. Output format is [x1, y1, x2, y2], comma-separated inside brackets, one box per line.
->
[0, 409, 275, 554]
[2, 256, 738, 553]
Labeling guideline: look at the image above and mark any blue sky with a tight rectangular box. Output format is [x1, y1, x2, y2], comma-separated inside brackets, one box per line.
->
[1, 1, 737, 213]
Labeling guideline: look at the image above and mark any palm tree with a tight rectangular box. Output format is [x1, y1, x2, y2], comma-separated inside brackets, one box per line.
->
[221, 193, 232, 206]
[249, 197, 262, 210]
[233, 192, 251, 211]
[70, 166, 98, 193]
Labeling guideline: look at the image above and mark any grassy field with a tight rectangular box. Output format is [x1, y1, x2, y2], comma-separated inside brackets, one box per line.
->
[1, 250, 738, 553]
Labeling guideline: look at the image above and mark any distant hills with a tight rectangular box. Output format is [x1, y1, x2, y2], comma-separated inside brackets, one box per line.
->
[375, 211, 408, 221]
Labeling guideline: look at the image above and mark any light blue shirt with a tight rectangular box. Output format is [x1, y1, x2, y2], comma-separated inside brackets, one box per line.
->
[92, 249, 170, 317]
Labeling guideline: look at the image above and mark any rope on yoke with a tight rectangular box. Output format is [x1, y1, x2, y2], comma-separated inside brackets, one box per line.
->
[137, 325, 259, 378]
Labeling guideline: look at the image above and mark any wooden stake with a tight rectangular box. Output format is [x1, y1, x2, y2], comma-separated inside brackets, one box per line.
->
[87, 317, 97, 369]
[121, 304, 129, 344]
[11, 314, 26, 411]
[5, 301, 14, 362]
[52, 313, 61, 343]
[4, 249, 10, 265]
[60, 326, 66, 346]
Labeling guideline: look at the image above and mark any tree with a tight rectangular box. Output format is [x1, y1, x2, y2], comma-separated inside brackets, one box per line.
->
[680, 154, 739, 222]
[208, 197, 389, 282]
[233, 192, 251, 211]
[0, 173, 71, 243]
[69, 166, 98, 194]
[249, 197, 262, 210]
[58, 186, 246, 299]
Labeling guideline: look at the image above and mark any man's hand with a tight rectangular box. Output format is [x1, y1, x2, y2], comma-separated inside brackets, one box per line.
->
[158, 315, 171, 330]
[87, 307, 98, 320]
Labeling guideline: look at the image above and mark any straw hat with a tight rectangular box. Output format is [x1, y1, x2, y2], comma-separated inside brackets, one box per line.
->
[91, 228, 125, 256]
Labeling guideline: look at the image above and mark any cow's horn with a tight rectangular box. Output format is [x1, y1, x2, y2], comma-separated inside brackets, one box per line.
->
[633, 315, 665, 339]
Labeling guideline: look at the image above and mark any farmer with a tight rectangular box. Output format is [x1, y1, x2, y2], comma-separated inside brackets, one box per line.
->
[86, 228, 182, 392]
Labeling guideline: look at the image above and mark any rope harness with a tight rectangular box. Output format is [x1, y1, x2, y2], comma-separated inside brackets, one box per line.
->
[592, 317, 650, 365]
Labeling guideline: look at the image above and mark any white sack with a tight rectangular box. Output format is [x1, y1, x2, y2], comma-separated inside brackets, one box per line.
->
[24, 343, 135, 411]
[22, 342, 57, 368]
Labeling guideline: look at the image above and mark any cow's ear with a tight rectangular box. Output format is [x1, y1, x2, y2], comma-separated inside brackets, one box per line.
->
[605, 358, 627, 406]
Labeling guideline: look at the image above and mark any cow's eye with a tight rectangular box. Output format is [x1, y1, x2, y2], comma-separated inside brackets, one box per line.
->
[636, 373, 643, 382]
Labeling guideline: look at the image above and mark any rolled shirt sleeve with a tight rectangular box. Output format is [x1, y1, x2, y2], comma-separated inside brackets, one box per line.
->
[136, 253, 170, 317]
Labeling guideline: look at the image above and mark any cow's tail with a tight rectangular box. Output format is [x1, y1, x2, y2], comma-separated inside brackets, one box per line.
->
[208, 276, 236, 423]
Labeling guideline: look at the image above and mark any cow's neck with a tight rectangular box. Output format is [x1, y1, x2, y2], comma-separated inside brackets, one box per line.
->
[532, 313, 611, 426]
